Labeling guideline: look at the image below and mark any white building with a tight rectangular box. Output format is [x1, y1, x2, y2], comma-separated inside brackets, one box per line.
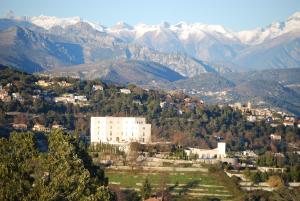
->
[92, 85, 104, 91]
[185, 142, 226, 159]
[160, 101, 169, 109]
[90, 117, 151, 144]
[270, 134, 282, 141]
[74, 95, 87, 102]
[120, 88, 131, 94]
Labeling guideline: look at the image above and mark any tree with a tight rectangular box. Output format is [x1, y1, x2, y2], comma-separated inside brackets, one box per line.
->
[141, 177, 152, 200]
[250, 172, 262, 184]
[0, 130, 116, 201]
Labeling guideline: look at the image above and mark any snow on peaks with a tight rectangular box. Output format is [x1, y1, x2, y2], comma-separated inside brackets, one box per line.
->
[29, 15, 104, 31]
[288, 12, 300, 21]
[29, 15, 82, 29]
[110, 21, 133, 30]
[159, 21, 170, 28]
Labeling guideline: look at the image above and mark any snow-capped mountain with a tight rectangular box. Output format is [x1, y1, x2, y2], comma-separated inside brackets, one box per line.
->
[18, 12, 300, 53]
[7, 14, 105, 32]
[7, 11, 300, 48]
[237, 12, 300, 45]
[1, 12, 300, 73]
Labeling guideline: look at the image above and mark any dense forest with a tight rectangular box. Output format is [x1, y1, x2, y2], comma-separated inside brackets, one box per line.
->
[0, 65, 299, 153]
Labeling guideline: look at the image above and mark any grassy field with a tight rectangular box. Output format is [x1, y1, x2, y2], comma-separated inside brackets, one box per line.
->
[106, 170, 242, 201]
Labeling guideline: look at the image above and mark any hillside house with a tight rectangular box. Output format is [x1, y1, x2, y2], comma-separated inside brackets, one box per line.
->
[242, 150, 258, 158]
[0, 90, 11, 102]
[247, 115, 257, 122]
[160, 101, 169, 109]
[54, 94, 75, 104]
[284, 116, 296, 122]
[35, 80, 53, 87]
[12, 123, 28, 131]
[32, 124, 50, 132]
[270, 134, 282, 141]
[12, 92, 24, 102]
[74, 95, 87, 102]
[283, 120, 294, 127]
[54, 94, 88, 106]
[120, 88, 131, 94]
[57, 81, 72, 87]
[92, 85, 104, 91]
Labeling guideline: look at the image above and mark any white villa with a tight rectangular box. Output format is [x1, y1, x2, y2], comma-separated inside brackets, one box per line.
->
[185, 142, 226, 159]
[90, 117, 151, 144]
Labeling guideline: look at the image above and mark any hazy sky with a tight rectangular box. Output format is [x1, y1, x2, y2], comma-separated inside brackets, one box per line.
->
[1, 0, 300, 31]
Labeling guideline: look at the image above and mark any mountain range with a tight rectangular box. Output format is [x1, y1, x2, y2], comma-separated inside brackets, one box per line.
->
[0, 12, 300, 115]
[1, 12, 300, 74]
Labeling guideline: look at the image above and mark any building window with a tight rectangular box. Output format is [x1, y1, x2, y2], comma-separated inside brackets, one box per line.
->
[143, 132, 145, 136]
[142, 138, 144, 142]
[143, 127, 145, 130]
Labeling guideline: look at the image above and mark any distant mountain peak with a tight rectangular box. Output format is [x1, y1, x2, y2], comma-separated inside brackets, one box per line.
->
[288, 12, 300, 21]
[29, 15, 82, 29]
[111, 21, 133, 30]
[159, 21, 170, 28]
[27, 15, 105, 32]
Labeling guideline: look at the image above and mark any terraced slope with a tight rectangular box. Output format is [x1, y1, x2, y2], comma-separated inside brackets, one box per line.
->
[106, 170, 241, 201]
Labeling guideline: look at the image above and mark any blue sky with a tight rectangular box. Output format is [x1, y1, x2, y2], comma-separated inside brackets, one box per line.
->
[0, 0, 300, 31]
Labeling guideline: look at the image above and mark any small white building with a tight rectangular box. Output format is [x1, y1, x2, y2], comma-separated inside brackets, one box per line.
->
[74, 95, 87, 102]
[92, 85, 104, 91]
[270, 134, 282, 141]
[90, 116, 151, 144]
[12, 92, 24, 102]
[35, 80, 53, 87]
[185, 142, 226, 159]
[32, 124, 50, 132]
[160, 101, 169, 109]
[242, 150, 258, 158]
[247, 115, 257, 122]
[0, 90, 11, 102]
[120, 88, 131, 94]
[283, 120, 294, 127]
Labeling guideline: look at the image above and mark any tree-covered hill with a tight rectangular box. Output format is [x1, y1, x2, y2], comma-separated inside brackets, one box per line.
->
[0, 65, 299, 153]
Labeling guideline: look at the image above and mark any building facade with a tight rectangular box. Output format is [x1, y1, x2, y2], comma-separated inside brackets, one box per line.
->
[185, 142, 226, 159]
[90, 117, 151, 144]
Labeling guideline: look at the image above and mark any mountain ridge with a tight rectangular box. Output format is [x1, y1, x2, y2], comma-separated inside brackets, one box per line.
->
[2, 12, 300, 72]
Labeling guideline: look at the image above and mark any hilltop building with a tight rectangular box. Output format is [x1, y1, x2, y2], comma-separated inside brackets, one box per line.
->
[90, 117, 151, 144]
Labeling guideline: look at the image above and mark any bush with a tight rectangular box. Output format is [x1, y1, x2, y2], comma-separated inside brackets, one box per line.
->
[267, 175, 284, 188]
